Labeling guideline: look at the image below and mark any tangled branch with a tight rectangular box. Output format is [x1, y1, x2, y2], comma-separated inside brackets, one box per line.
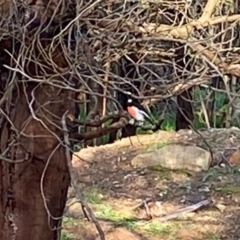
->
[62, 112, 105, 240]
[0, 0, 240, 238]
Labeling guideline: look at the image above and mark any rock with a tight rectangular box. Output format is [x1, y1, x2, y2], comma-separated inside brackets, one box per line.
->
[65, 197, 84, 219]
[229, 150, 240, 166]
[102, 227, 141, 240]
[215, 203, 227, 212]
[67, 187, 76, 198]
[131, 144, 211, 172]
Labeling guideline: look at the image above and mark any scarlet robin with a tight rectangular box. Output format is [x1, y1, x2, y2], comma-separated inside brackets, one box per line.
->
[126, 96, 154, 125]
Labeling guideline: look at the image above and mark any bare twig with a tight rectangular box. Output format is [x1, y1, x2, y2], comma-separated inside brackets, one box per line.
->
[68, 110, 128, 128]
[142, 199, 152, 220]
[62, 111, 105, 240]
[73, 115, 130, 141]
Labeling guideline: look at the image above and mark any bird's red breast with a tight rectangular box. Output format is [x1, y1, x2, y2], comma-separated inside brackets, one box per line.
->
[127, 106, 137, 118]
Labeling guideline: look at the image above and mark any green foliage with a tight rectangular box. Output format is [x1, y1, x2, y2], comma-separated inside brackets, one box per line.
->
[94, 203, 182, 236]
[61, 230, 75, 240]
[160, 114, 176, 131]
[146, 85, 236, 131]
[62, 217, 76, 225]
[191, 87, 229, 128]
[95, 204, 132, 223]
[212, 92, 228, 127]
[78, 104, 86, 121]
[73, 84, 238, 147]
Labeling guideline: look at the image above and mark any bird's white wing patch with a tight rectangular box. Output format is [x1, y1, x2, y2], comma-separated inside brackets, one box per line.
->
[139, 110, 151, 120]
[129, 118, 135, 125]
[131, 106, 146, 121]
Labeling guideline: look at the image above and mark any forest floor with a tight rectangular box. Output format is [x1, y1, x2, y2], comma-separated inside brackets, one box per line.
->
[62, 129, 240, 240]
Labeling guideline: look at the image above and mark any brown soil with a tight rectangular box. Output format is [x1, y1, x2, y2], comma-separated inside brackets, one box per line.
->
[64, 129, 240, 240]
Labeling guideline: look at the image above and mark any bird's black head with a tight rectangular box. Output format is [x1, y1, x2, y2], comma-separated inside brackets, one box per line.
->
[127, 98, 133, 106]
[118, 90, 138, 110]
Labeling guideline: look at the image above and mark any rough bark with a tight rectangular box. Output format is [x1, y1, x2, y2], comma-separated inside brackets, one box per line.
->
[0, 83, 75, 240]
[0, 38, 76, 240]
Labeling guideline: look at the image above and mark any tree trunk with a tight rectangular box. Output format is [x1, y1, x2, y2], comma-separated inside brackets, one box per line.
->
[0, 82, 75, 239]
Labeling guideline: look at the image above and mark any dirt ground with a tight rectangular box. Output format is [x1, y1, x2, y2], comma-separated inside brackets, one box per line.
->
[63, 129, 240, 240]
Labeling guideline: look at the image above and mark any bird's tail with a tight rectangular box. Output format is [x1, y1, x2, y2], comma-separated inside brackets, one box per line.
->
[141, 111, 155, 126]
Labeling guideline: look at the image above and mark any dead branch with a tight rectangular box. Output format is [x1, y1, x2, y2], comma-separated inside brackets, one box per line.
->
[85, 95, 100, 121]
[158, 200, 210, 222]
[199, 0, 219, 22]
[142, 75, 218, 106]
[2, 0, 238, 238]
[73, 115, 130, 141]
[137, 14, 240, 38]
[68, 110, 128, 128]
[189, 43, 240, 77]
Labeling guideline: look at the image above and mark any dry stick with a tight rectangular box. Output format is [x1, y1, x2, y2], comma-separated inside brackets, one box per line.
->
[102, 51, 110, 118]
[142, 199, 152, 219]
[132, 198, 152, 211]
[158, 200, 210, 222]
[127, 134, 134, 147]
[118, 126, 134, 146]
[75, 116, 130, 141]
[69, 110, 128, 127]
[132, 124, 142, 146]
[62, 111, 105, 240]
[199, 91, 211, 129]
[198, 0, 219, 22]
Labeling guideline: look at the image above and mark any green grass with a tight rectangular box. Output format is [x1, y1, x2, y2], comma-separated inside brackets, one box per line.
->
[61, 230, 75, 240]
[94, 203, 182, 237]
[215, 184, 240, 195]
[73, 86, 240, 148]
[79, 188, 184, 238]
[61, 217, 83, 239]
[83, 187, 104, 204]
[205, 233, 222, 240]
[140, 221, 182, 237]
[61, 217, 78, 240]
[62, 207, 183, 239]
[94, 204, 135, 225]
[62, 216, 77, 225]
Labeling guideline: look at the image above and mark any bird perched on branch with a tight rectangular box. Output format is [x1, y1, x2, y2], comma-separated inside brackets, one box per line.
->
[125, 92, 154, 126]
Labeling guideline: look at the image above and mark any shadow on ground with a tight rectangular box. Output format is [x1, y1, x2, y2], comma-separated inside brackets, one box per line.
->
[63, 130, 240, 240]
